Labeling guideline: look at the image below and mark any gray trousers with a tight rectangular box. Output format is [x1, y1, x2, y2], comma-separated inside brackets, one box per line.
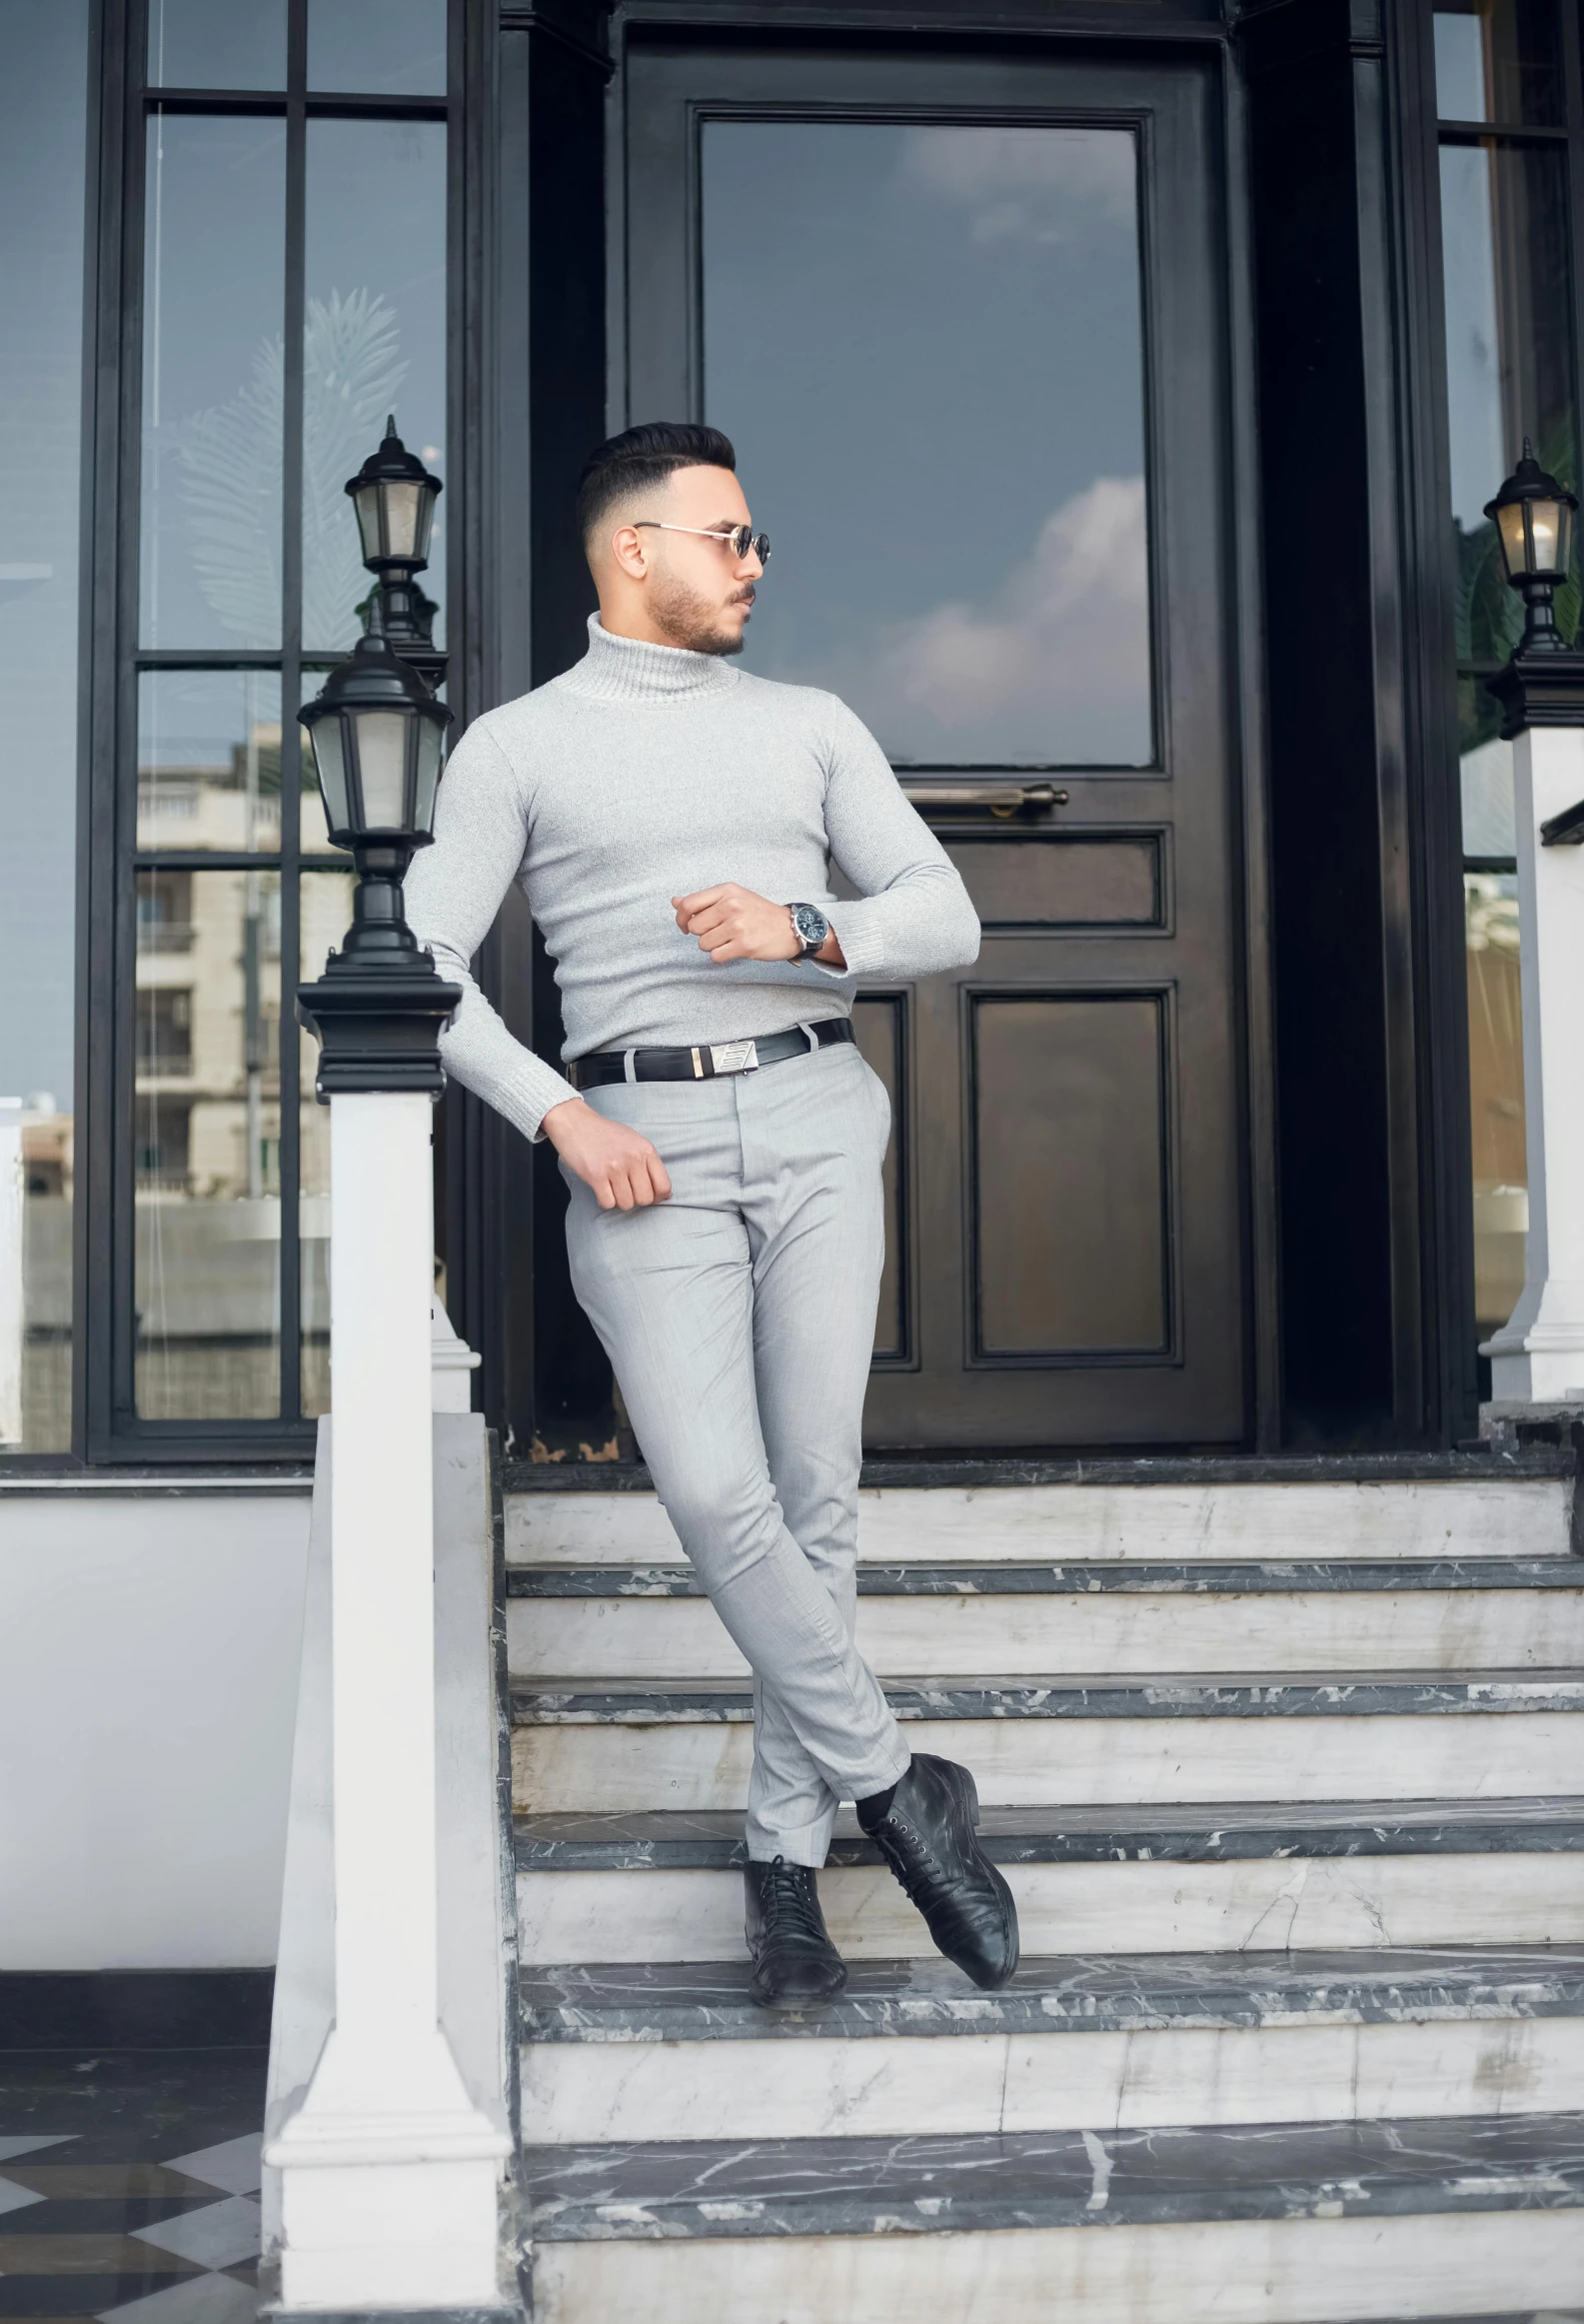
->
[561, 1035, 911, 1865]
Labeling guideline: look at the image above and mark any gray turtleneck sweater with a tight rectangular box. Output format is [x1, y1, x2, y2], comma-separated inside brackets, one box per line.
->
[404, 616, 981, 1140]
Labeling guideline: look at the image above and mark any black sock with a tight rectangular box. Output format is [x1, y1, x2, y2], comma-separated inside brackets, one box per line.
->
[856, 1769, 906, 1830]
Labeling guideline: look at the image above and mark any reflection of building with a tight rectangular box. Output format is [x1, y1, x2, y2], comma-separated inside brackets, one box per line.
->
[128, 726, 349, 1419]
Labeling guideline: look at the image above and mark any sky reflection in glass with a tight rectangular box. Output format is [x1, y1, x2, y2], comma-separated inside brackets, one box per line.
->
[702, 123, 1153, 768]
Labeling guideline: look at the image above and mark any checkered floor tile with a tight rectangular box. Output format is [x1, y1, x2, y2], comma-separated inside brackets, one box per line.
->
[0, 2050, 266, 2320]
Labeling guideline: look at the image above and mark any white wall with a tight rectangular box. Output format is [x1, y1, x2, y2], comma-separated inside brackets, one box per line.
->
[0, 1486, 311, 1968]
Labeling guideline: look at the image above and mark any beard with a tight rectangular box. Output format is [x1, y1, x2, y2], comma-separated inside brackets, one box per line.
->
[647, 569, 753, 656]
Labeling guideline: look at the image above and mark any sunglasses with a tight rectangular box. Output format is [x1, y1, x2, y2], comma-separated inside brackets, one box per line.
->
[633, 521, 772, 565]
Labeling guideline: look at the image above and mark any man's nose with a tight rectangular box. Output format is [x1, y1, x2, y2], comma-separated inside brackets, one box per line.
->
[740, 544, 764, 580]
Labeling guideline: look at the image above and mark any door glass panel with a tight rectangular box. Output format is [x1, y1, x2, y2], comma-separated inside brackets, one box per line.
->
[702, 123, 1153, 768]
[309, 0, 447, 95]
[138, 671, 284, 853]
[1432, 0, 1564, 125]
[1439, 140, 1578, 657]
[135, 869, 284, 1418]
[148, 0, 287, 90]
[140, 115, 287, 649]
[303, 118, 448, 654]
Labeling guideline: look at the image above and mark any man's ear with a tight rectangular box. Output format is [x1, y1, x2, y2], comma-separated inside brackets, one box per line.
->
[610, 523, 650, 583]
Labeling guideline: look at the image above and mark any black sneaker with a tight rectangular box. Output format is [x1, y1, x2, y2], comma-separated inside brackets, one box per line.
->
[744, 1857, 848, 2010]
[859, 1754, 1019, 1989]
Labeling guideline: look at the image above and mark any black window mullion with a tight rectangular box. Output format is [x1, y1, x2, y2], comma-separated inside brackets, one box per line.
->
[279, 0, 308, 1427]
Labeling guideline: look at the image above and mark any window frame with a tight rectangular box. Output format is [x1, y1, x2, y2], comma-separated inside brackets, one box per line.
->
[78, 0, 460, 1463]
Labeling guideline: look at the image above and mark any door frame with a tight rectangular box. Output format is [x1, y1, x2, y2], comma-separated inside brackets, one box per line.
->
[605, 27, 1282, 1450]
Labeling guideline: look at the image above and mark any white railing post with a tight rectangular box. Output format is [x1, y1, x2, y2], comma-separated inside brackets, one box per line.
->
[1484, 695, 1584, 1402]
[265, 903, 508, 2306]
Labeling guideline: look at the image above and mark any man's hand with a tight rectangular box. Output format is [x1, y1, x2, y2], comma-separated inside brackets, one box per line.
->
[673, 884, 844, 967]
[542, 1097, 672, 1210]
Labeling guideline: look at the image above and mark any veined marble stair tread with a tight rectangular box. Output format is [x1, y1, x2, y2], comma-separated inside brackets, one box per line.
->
[520, 2107, 1584, 2243]
[504, 1473, 1574, 1571]
[519, 1945, 1584, 2043]
[513, 1672, 1584, 1722]
[513, 1796, 1584, 1869]
[507, 1556, 1584, 1596]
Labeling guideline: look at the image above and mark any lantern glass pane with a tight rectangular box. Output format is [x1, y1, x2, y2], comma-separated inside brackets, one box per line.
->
[1528, 494, 1567, 575]
[308, 715, 351, 836]
[379, 479, 425, 563]
[352, 481, 384, 566]
[412, 717, 446, 836]
[1495, 498, 1530, 577]
[352, 709, 410, 829]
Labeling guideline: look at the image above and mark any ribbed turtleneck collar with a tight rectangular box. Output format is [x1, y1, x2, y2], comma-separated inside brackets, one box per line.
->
[562, 615, 742, 704]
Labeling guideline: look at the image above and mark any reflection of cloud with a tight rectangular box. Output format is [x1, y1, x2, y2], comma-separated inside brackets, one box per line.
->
[898, 125, 1136, 244]
[857, 477, 1151, 765]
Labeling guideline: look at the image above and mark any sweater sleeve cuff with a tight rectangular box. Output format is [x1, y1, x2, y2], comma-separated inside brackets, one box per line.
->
[824, 902, 886, 979]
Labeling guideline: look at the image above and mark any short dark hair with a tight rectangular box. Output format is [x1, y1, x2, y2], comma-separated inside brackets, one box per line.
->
[577, 421, 737, 546]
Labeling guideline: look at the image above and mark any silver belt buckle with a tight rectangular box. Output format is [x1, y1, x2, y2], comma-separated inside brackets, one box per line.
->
[710, 1039, 759, 1076]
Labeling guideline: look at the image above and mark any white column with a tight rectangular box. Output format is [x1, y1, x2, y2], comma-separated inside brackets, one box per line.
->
[1486, 722, 1584, 1400]
[263, 1091, 509, 2309]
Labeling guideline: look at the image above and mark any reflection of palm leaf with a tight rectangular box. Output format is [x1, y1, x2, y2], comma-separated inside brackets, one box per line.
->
[179, 292, 407, 650]
[301, 291, 408, 650]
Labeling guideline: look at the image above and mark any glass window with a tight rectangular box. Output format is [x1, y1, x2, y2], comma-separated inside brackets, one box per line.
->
[147, 0, 287, 91]
[303, 118, 448, 653]
[1433, 0, 1564, 126]
[118, 28, 450, 1445]
[1440, 140, 1577, 654]
[0, 2, 89, 1453]
[299, 869, 357, 1417]
[1433, 33, 1580, 1383]
[309, 0, 447, 96]
[134, 868, 284, 1420]
[1465, 871, 1526, 1337]
[701, 122, 1152, 768]
[140, 114, 288, 650]
[138, 672, 284, 853]
[1458, 678, 1518, 858]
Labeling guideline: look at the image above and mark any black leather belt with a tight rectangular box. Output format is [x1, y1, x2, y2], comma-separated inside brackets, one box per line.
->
[572, 1017, 854, 1089]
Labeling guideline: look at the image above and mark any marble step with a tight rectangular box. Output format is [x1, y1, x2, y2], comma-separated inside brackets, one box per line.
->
[518, 1948, 1584, 2143]
[522, 2109, 1584, 2324]
[511, 1671, 1584, 1812]
[505, 1474, 1572, 1569]
[506, 1561, 1584, 1680]
[515, 1800, 1584, 1964]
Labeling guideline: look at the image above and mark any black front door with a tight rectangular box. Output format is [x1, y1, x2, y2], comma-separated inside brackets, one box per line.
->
[624, 42, 1254, 1448]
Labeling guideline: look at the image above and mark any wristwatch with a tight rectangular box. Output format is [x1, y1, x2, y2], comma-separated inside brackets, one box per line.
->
[788, 902, 830, 960]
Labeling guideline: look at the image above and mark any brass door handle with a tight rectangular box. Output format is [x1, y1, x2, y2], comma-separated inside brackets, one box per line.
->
[899, 781, 1068, 818]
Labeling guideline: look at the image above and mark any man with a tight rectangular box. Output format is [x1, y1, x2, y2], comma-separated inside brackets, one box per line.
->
[407, 421, 1018, 2007]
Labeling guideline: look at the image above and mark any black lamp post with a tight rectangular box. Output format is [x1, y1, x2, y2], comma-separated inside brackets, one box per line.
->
[1486, 440, 1584, 760]
[295, 617, 460, 1095]
[347, 416, 446, 692]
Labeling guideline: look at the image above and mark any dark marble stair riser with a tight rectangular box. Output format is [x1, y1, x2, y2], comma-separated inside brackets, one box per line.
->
[519, 1947, 1584, 2044]
[503, 1449, 1575, 1490]
[520, 2108, 1584, 2243]
[513, 1798, 1584, 1872]
[513, 1675, 1584, 1724]
[507, 1559, 1584, 1598]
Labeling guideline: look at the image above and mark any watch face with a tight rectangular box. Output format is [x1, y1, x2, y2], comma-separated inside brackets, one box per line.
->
[793, 904, 828, 948]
